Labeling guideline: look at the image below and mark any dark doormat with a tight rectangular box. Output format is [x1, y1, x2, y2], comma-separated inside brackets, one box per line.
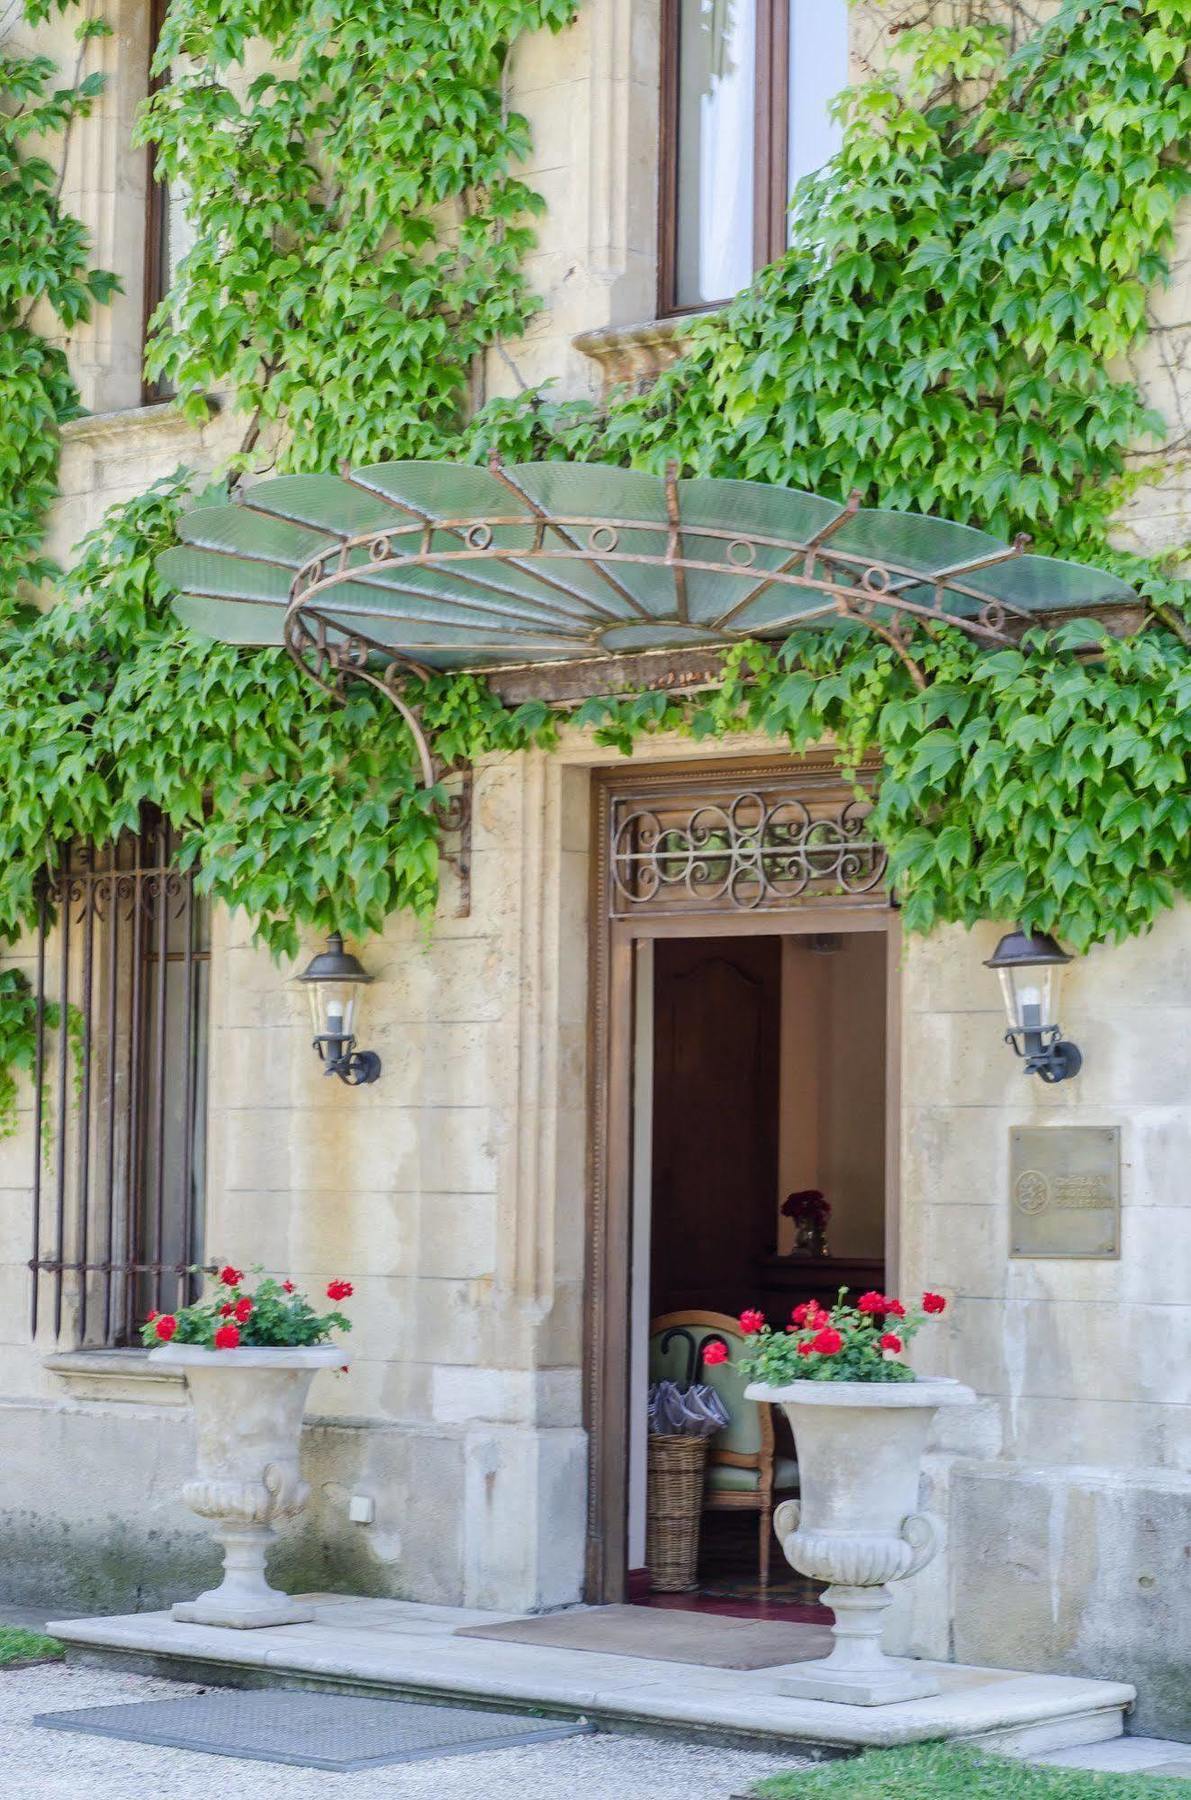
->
[456, 1603, 834, 1669]
[34, 1690, 593, 1771]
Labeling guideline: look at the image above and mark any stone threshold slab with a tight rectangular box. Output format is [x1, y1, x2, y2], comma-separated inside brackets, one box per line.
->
[48, 1596, 1135, 1755]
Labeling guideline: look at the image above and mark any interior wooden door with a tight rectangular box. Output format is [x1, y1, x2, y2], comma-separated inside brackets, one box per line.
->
[649, 936, 781, 1317]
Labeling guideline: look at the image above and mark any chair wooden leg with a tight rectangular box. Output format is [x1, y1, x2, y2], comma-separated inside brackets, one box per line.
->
[759, 1502, 771, 1591]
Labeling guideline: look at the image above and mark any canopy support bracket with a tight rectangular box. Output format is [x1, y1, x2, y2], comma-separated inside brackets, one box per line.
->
[283, 608, 474, 915]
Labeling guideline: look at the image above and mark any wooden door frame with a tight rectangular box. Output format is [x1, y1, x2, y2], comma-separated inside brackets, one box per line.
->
[583, 756, 901, 1603]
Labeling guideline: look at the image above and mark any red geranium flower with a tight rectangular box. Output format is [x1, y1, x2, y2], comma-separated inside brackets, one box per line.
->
[739, 1309, 766, 1335]
[219, 1302, 233, 1317]
[154, 1314, 177, 1342]
[810, 1326, 843, 1355]
[218, 1265, 243, 1288]
[857, 1290, 887, 1314]
[923, 1292, 947, 1314]
[702, 1340, 729, 1365]
[233, 1295, 253, 1323]
[883, 1297, 906, 1318]
[791, 1300, 825, 1327]
[146, 1310, 158, 1323]
[326, 1279, 353, 1301]
[880, 1332, 903, 1354]
[796, 1341, 814, 1358]
[283, 1281, 295, 1294]
[214, 1323, 240, 1349]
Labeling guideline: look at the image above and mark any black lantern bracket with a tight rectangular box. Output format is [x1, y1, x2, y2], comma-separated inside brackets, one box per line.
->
[298, 932, 383, 1086]
[986, 927, 1083, 1085]
[1003, 1021, 1083, 1084]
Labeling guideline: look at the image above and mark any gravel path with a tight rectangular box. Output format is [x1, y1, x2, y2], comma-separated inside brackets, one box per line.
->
[2, 1662, 809, 1800]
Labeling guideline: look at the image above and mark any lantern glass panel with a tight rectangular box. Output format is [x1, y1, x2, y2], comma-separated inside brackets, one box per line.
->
[998, 963, 1059, 1034]
[306, 980, 363, 1047]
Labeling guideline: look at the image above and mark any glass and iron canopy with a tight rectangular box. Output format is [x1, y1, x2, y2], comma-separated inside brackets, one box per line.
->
[157, 458, 1138, 790]
[159, 458, 1138, 680]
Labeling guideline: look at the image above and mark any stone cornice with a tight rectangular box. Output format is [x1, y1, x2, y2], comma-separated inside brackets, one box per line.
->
[572, 314, 700, 392]
[59, 395, 222, 450]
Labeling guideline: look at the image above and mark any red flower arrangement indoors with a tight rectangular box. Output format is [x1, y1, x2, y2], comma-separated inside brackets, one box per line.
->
[781, 1189, 831, 1231]
[738, 1287, 948, 1385]
[141, 1264, 354, 1351]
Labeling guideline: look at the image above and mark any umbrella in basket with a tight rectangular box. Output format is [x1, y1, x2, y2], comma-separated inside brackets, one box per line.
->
[648, 1327, 731, 1438]
[646, 1327, 731, 1593]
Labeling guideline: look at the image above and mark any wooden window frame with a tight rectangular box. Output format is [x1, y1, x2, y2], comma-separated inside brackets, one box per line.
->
[141, 0, 172, 404]
[657, 0, 791, 318]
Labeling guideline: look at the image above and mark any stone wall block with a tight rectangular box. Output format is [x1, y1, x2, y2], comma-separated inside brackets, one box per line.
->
[951, 1461, 1191, 1739]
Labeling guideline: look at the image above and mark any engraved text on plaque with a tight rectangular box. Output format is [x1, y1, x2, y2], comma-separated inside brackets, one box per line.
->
[1009, 1127, 1120, 1259]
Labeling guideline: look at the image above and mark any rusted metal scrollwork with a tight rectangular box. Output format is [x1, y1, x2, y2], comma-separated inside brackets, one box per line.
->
[609, 787, 887, 916]
[283, 605, 472, 912]
[284, 605, 438, 791]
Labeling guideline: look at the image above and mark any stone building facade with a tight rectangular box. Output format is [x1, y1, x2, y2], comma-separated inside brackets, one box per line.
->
[1, 0, 1189, 1742]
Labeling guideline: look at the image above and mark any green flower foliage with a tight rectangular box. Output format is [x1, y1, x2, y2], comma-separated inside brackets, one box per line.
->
[140, 1266, 351, 1348]
[577, 623, 1191, 952]
[0, 0, 1190, 1168]
[0, 473, 555, 959]
[0, 967, 81, 1141]
[136, 0, 579, 469]
[0, 7, 118, 617]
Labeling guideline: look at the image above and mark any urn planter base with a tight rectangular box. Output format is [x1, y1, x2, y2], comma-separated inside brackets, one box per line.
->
[172, 1525, 315, 1629]
[774, 1585, 939, 1705]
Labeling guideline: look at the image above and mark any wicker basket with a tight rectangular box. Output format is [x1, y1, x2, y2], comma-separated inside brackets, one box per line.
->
[645, 1432, 708, 1592]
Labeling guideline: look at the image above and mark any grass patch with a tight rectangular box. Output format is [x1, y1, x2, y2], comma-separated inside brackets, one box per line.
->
[754, 1744, 1179, 1798]
[0, 1626, 65, 1667]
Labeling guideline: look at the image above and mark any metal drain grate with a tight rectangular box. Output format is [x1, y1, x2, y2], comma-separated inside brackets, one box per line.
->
[35, 1689, 593, 1770]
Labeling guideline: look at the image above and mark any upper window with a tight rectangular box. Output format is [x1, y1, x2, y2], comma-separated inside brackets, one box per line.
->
[659, 0, 848, 315]
[143, 0, 187, 401]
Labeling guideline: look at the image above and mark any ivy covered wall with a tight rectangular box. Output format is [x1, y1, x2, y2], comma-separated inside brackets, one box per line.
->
[0, 0, 1190, 1008]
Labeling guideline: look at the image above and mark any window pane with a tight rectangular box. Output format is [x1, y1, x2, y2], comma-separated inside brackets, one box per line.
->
[675, 0, 757, 309]
[787, 0, 847, 212]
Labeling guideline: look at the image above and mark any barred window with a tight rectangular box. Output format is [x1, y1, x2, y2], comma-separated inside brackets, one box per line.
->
[30, 813, 210, 1346]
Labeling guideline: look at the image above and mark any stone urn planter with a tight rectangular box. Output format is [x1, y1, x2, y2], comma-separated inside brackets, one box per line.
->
[149, 1343, 345, 1628]
[745, 1376, 974, 1704]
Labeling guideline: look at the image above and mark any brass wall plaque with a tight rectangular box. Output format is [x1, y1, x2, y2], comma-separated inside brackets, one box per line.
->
[1009, 1127, 1120, 1259]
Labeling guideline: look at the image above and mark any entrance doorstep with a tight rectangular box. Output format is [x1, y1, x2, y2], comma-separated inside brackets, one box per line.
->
[49, 1596, 1135, 1755]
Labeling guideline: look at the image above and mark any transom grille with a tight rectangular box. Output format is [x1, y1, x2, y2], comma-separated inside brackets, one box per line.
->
[608, 766, 887, 918]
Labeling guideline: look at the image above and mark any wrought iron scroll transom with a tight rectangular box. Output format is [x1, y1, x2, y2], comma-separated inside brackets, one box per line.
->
[608, 773, 887, 918]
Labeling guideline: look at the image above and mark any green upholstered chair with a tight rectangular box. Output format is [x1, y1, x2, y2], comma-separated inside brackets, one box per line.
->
[649, 1308, 799, 1590]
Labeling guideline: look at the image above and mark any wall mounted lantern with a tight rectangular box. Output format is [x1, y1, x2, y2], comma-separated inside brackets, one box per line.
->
[298, 933, 381, 1085]
[985, 927, 1081, 1083]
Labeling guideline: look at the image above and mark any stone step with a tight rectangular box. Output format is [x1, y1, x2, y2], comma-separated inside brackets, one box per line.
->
[49, 1596, 1135, 1757]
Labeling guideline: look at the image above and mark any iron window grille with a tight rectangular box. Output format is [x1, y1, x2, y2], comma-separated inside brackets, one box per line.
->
[29, 812, 210, 1346]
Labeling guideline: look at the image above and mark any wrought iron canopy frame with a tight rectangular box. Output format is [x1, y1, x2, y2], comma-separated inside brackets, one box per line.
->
[282, 462, 1036, 739]
[160, 455, 1140, 789]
